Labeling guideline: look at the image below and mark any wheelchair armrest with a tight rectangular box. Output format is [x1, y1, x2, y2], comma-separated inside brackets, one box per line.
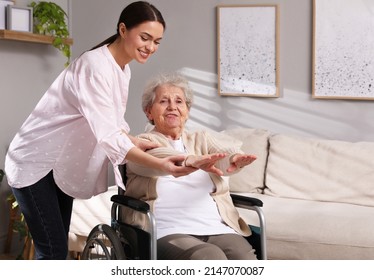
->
[111, 194, 150, 213]
[230, 194, 263, 207]
[231, 193, 267, 260]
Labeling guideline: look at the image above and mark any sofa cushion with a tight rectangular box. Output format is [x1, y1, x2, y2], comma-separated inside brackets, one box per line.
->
[222, 128, 270, 193]
[265, 134, 374, 207]
[236, 193, 374, 259]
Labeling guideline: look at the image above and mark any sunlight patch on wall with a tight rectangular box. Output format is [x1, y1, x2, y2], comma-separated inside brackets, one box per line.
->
[226, 89, 357, 139]
[189, 107, 222, 129]
[179, 67, 217, 84]
[193, 96, 221, 113]
[179, 67, 222, 131]
[177, 67, 363, 140]
[189, 81, 217, 97]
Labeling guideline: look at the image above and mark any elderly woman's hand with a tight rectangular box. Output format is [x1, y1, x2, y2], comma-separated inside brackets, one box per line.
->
[183, 153, 227, 176]
[226, 154, 257, 173]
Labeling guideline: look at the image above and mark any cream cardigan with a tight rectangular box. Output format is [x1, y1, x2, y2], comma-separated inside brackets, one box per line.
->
[124, 129, 251, 237]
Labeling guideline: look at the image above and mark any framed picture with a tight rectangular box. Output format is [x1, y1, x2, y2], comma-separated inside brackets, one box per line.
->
[217, 5, 279, 97]
[313, 0, 374, 100]
[0, 1, 14, 30]
[7, 5, 33, 32]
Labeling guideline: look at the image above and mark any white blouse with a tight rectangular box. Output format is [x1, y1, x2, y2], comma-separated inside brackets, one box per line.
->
[154, 138, 236, 239]
[5, 45, 134, 199]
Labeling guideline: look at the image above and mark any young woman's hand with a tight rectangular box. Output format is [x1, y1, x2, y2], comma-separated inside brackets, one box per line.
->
[183, 153, 227, 176]
[136, 139, 160, 151]
[160, 155, 197, 177]
[128, 134, 160, 151]
[226, 154, 257, 173]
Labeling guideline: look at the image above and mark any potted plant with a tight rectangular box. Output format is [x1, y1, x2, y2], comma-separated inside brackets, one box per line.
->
[30, 1, 71, 67]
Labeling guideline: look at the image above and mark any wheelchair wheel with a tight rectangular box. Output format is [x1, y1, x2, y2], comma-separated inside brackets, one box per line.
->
[81, 224, 126, 260]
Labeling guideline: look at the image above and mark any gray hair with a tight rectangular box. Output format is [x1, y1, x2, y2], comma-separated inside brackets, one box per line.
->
[142, 72, 194, 123]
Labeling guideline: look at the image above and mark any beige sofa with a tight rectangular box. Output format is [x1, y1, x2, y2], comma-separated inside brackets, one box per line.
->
[223, 128, 374, 260]
[69, 128, 374, 259]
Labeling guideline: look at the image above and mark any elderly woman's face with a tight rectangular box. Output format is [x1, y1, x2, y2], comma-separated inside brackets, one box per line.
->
[146, 84, 189, 139]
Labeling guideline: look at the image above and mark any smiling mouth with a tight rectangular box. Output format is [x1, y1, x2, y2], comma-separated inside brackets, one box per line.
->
[139, 50, 150, 58]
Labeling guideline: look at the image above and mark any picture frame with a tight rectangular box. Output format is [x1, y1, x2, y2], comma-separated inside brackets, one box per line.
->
[7, 5, 33, 33]
[0, 1, 14, 30]
[313, 0, 374, 100]
[217, 5, 279, 97]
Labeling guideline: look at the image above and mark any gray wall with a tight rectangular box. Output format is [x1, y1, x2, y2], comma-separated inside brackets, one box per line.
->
[72, 0, 374, 141]
[0, 0, 69, 255]
[1, 0, 374, 254]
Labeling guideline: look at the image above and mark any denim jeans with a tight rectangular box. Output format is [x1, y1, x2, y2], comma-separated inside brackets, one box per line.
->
[12, 171, 73, 260]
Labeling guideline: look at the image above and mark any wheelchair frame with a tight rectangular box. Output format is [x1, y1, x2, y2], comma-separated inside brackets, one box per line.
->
[81, 168, 267, 260]
[81, 193, 267, 260]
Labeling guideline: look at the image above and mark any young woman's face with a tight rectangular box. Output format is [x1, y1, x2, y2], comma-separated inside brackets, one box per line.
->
[121, 21, 164, 64]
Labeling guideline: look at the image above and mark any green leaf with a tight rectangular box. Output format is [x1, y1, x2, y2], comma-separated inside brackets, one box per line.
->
[30, 1, 71, 66]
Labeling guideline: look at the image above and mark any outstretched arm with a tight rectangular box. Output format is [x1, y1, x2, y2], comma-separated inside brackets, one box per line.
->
[226, 154, 257, 173]
[126, 147, 226, 177]
[183, 153, 227, 176]
[183, 153, 257, 176]
[125, 146, 196, 178]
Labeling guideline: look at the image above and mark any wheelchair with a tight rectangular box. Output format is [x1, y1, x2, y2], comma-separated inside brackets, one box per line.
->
[81, 166, 267, 260]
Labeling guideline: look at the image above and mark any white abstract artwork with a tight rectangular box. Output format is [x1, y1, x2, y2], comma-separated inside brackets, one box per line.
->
[313, 0, 374, 99]
[217, 5, 279, 97]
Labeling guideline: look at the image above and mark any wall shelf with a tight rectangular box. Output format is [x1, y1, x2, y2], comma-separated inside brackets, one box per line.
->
[0, 29, 73, 45]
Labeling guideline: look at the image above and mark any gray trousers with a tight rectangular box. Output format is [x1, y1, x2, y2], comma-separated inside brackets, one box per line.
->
[157, 233, 257, 260]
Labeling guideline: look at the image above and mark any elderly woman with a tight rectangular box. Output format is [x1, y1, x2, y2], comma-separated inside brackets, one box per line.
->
[124, 72, 258, 260]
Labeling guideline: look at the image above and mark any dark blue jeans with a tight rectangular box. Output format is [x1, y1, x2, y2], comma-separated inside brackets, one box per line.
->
[12, 171, 73, 260]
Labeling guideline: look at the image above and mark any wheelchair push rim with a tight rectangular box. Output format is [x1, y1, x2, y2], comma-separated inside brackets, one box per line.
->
[81, 224, 125, 260]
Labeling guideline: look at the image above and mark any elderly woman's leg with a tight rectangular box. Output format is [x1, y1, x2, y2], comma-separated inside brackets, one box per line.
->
[157, 234, 227, 260]
[207, 234, 257, 260]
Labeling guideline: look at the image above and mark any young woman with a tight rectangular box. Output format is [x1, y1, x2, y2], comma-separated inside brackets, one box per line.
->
[5, 1, 194, 260]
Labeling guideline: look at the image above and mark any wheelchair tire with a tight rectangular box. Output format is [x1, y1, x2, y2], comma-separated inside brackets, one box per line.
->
[81, 224, 126, 260]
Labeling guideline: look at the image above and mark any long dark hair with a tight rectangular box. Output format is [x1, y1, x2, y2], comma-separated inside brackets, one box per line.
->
[90, 1, 166, 51]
